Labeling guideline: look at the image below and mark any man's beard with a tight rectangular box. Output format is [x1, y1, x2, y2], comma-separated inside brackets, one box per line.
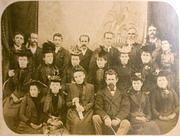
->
[30, 41, 38, 47]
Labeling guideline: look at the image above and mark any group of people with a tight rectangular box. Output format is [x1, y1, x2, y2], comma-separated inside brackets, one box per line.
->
[2, 24, 179, 135]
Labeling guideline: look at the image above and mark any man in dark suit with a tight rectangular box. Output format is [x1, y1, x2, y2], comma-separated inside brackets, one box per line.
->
[78, 34, 93, 73]
[26, 33, 43, 77]
[92, 69, 130, 135]
[89, 32, 119, 70]
[53, 33, 70, 77]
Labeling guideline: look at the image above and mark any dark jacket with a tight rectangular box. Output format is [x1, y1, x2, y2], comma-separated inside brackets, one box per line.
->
[66, 83, 94, 112]
[94, 87, 130, 120]
[80, 48, 93, 73]
[54, 47, 70, 77]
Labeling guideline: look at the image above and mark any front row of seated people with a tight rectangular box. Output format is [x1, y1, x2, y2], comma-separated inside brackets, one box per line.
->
[3, 63, 178, 134]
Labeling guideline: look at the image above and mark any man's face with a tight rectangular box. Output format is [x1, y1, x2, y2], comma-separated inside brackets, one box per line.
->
[53, 36, 62, 47]
[105, 74, 118, 86]
[71, 56, 80, 66]
[44, 53, 54, 64]
[50, 82, 61, 94]
[120, 53, 129, 65]
[79, 36, 89, 49]
[96, 57, 107, 69]
[30, 85, 39, 97]
[30, 33, 38, 46]
[14, 34, 24, 47]
[148, 26, 157, 38]
[141, 51, 152, 64]
[127, 28, 136, 42]
[161, 40, 170, 51]
[157, 76, 168, 89]
[18, 56, 28, 68]
[132, 80, 143, 91]
[104, 33, 114, 47]
[73, 71, 85, 84]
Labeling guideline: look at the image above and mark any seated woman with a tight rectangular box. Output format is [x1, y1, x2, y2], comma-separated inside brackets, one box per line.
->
[16, 80, 47, 134]
[66, 65, 95, 134]
[151, 71, 179, 134]
[42, 74, 67, 134]
[128, 75, 160, 134]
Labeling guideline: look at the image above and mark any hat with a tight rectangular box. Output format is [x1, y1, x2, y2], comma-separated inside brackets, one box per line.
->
[24, 79, 48, 88]
[141, 43, 155, 54]
[131, 74, 143, 82]
[70, 45, 82, 56]
[16, 50, 31, 57]
[42, 41, 55, 54]
[48, 75, 61, 82]
[72, 65, 85, 73]
[157, 70, 171, 77]
[97, 46, 108, 58]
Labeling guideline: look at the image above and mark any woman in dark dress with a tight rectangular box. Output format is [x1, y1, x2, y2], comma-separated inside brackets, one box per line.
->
[151, 71, 179, 134]
[16, 80, 47, 134]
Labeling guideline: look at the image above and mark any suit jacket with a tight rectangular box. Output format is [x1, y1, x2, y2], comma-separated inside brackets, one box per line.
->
[80, 48, 93, 72]
[54, 47, 70, 76]
[27, 47, 43, 71]
[66, 82, 94, 112]
[94, 87, 130, 120]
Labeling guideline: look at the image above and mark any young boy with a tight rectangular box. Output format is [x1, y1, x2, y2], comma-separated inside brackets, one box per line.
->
[66, 65, 94, 134]
[36, 41, 59, 86]
[128, 76, 160, 134]
[43, 74, 67, 134]
[62, 46, 82, 84]
[17, 80, 46, 134]
[93, 69, 130, 135]
[88, 47, 108, 91]
[151, 71, 179, 134]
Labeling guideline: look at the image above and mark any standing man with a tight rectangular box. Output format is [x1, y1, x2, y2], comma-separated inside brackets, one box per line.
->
[78, 34, 93, 73]
[89, 32, 119, 70]
[53, 33, 70, 77]
[26, 32, 42, 76]
[145, 25, 161, 62]
[92, 69, 130, 135]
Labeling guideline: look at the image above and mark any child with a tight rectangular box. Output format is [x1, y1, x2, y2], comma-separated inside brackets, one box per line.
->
[66, 65, 94, 134]
[128, 76, 160, 134]
[62, 46, 82, 84]
[93, 69, 130, 135]
[88, 47, 108, 91]
[43, 74, 67, 134]
[151, 71, 179, 134]
[16, 80, 47, 134]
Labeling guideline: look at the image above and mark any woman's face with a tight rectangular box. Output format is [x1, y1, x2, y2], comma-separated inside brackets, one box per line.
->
[50, 82, 61, 94]
[73, 71, 85, 84]
[30, 85, 39, 97]
[157, 76, 168, 89]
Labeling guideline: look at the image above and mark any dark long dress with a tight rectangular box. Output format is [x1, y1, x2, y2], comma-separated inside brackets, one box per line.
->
[128, 89, 160, 134]
[151, 88, 179, 134]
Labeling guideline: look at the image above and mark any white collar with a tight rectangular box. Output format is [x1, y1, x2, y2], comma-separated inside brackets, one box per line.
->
[81, 47, 87, 55]
[30, 46, 37, 54]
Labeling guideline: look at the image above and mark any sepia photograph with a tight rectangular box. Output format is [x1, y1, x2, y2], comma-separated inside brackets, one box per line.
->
[0, 0, 179, 135]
